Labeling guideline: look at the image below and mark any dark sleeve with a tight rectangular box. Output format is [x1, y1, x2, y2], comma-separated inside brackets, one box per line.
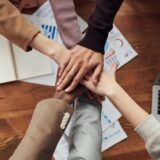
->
[79, 0, 124, 54]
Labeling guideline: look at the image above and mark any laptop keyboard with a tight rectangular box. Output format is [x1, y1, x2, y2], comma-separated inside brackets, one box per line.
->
[152, 85, 160, 121]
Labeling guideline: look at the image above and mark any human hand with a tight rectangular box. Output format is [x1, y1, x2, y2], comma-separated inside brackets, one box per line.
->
[30, 33, 71, 73]
[53, 84, 85, 104]
[56, 45, 104, 92]
[81, 63, 118, 97]
[86, 90, 105, 104]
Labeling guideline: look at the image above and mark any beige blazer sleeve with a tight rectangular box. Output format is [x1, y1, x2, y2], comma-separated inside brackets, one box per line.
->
[9, 98, 74, 160]
[0, 0, 40, 51]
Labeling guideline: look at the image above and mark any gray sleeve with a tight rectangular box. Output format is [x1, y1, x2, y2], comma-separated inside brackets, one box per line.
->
[135, 115, 160, 160]
[68, 94, 102, 160]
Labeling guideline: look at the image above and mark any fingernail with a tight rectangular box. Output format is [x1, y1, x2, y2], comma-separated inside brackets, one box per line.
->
[57, 86, 62, 90]
[93, 79, 97, 84]
[57, 80, 62, 86]
[57, 82, 60, 86]
[65, 88, 70, 92]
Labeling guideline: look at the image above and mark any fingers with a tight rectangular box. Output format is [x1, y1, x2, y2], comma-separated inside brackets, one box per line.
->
[65, 66, 92, 92]
[110, 62, 118, 74]
[58, 64, 66, 76]
[92, 64, 103, 84]
[80, 79, 93, 91]
[84, 73, 92, 81]
[86, 90, 94, 100]
[57, 58, 75, 86]
[57, 63, 80, 90]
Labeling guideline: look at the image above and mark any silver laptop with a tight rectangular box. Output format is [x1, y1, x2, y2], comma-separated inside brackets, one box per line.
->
[152, 73, 160, 121]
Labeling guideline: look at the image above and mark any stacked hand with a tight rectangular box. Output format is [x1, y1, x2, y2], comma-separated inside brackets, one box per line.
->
[56, 45, 104, 92]
[30, 34, 104, 95]
[81, 63, 118, 97]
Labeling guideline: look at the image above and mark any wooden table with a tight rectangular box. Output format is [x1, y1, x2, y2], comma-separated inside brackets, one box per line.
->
[1, 0, 160, 159]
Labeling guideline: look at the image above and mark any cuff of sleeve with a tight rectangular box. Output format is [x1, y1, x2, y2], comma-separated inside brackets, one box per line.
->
[135, 115, 160, 141]
[21, 27, 40, 52]
[78, 27, 108, 54]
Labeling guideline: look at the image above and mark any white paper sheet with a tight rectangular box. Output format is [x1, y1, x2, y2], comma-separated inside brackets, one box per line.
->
[54, 134, 69, 160]
[23, 61, 58, 86]
[0, 35, 16, 83]
[104, 25, 138, 70]
[102, 121, 127, 151]
[12, 45, 53, 80]
[101, 98, 121, 131]
[11, 15, 59, 80]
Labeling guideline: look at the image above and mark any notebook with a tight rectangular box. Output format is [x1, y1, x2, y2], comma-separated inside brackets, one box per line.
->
[0, 15, 60, 84]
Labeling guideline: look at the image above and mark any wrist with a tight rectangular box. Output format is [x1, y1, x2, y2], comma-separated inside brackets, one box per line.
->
[104, 83, 121, 99]
[30, 33, 57, 58]
[53, 90, 73, 105]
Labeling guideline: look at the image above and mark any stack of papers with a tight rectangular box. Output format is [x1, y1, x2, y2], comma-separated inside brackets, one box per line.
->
[21, 0, 138, 158]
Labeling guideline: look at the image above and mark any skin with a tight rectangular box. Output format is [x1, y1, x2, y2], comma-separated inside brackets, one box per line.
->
[30, 34, 104, 94]
[81, 63, 149, 128]
[56, 45, 104, 92]
[33, 36, 103, 104]
[53, 84, 85, 105]
[30, 33, 72, 71]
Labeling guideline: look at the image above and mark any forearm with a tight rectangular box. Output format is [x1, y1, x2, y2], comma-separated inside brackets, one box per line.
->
[68, 94, 102, 160]
[79, 0, 124, 53]
[30, 33, 66, 64]
[0, 0, 40, 51]
[10, 98, 73, 160]
[106, 83, 149, 128]
[49, 0, 82, 48]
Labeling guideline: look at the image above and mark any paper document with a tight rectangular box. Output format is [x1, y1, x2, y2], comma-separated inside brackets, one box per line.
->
[104, 25, 138, 70]
[0, 16, 54, 83]
[0, 36, 16, 83]
[101, 98, 121, 131]
[102, 121, 127, 151]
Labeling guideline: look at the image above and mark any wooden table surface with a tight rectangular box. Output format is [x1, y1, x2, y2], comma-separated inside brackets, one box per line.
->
[1, 0, 160, 159]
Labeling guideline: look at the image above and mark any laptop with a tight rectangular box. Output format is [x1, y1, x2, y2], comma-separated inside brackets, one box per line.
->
[152, 73, 160, 121]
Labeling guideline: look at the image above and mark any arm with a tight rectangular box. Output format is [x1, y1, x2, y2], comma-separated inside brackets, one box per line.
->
[0, 0, 71, 69]
[106, 83, 149, 128]
[9, 86, 84, 160]
[81, 63, 149, 127]
[79, 0, 124, 53]
[56, 0, 123, 92]
[110, 87, 160, 160]
[68, 93, 102, 160]
[49, 0, 82, 48]
[0, 0, 39, 51]
[81, 63, 160, 160]
[9, 98, 73, 160]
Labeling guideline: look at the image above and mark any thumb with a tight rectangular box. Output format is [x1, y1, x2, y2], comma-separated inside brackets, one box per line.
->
[110, 62, 118, 74]
[81, 79, 92, 90]
[92, 65, 102, 84]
